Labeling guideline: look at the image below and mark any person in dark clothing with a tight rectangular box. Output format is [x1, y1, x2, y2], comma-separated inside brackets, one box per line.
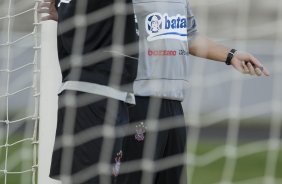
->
[118, 97, 187, 184]
[39, 0, 138, 183]
[39, 0, 270, 184]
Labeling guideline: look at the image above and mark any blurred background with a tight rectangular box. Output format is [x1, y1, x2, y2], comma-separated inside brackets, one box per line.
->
[0, 0, 39, 184]
[0, 0, 281, 183]
[185, 0, 282, 183]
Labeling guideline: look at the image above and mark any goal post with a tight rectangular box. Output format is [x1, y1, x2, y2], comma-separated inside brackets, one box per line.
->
[1, 0, 282, 184]
[38, 20, 62, 184]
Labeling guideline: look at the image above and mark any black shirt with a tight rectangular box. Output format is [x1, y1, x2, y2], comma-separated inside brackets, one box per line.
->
[55, 0, 138, 89]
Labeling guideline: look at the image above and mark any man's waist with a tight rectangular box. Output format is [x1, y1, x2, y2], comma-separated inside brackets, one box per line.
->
[59, 81, 136, 104]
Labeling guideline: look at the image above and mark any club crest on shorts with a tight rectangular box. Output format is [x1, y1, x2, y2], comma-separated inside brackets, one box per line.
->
[58, 0, 72, 7]
[112, 150, 123, 177]
[135, 122, 146, 141]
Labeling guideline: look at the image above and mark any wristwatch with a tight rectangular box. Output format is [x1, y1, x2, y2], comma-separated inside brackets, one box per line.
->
[225, 49, 237, 65]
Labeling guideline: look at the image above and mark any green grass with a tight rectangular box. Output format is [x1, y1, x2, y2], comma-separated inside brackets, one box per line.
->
[1, 137, 282, 184]
[189, 141, 282, 184]
[0, 136, 35, 184]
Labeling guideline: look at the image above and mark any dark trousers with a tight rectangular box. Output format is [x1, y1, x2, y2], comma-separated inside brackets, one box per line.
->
[49, 91, 129, 184]
[117, 96, 188, 184]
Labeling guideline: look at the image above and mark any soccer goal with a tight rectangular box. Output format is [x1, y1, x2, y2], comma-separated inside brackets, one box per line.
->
[1, 0, 282, 184]
[0, 0, 40, 184]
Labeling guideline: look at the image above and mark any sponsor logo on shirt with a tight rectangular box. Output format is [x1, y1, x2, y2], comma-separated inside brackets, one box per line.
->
[179, 49, 188, 55]
[58, 0, 72, 7]
[148, 49, 177, 56]
[148, 49, 188, 56]
[145, 12, 187, 41]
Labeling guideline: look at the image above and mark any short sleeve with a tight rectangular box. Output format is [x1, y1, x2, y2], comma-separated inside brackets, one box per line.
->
[187, 2, 197, 44]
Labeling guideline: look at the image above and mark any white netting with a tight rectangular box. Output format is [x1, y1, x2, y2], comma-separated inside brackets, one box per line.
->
[0, 0, 40, 184]
[186, 1, 282, 184]
[4, 0, 282, 184]
[40, 0, 282, 184]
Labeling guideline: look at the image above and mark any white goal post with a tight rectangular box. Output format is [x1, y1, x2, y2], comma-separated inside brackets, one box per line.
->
[7, 0, 280, 184]
[38, 21, 61, 184]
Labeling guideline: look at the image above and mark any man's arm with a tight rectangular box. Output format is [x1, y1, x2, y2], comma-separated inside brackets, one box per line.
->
[38, 0, 58, 21]
[189, 34, 270, 76]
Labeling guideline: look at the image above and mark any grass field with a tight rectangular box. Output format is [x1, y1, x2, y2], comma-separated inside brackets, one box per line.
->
[0, 139, 281, 184]
[190, 142, 282, 184]
[0, 135, 35, 184]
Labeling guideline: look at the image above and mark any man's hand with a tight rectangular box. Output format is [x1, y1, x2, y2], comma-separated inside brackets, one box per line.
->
[38, 0, 58, 21]
[189, 35, 270, 77]
[231, 51, 270, 76]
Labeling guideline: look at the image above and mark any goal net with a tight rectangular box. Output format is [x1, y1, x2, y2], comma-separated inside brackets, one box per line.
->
[2, 0, 282, 184]
[0, 0, 40, 184]
[185, 1, 282, 184]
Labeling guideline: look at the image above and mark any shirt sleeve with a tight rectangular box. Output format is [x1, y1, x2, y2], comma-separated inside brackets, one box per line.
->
[187, 2, 198, 45]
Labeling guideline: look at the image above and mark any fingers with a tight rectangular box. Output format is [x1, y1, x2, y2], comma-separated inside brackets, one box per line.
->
[41, 0, 53, 3]
[244, 61, 269, 76]
[247, 62, 256, 75]
[249, 55, 270, 76]
[262, 68, 270, 76]
[40, 14, 58, 21]
[37, 0, 58, 21]
[246, 61, 263, 76]
[254, 67, 262, 76]
[240, 60, 256, 75]
[255, 63, 270, 76]
[41, 15, 52, 21]
[37, 8, 50, 14]
[39, 2, 50, 8]
[249, 55, 261, 68]
[233, 51, 270, 76]
[38, 2, 50, 14]
[241, 61, 249, 74]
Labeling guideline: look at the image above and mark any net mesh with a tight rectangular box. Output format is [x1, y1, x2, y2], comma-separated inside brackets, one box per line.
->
[2, 0, 282, 184]
[186, 1, 282, 183]
[52, 1, 282, 184]
[0, 0, 40, 184]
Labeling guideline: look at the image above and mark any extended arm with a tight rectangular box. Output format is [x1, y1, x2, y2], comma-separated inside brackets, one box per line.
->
[189, 34, 270, 76]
